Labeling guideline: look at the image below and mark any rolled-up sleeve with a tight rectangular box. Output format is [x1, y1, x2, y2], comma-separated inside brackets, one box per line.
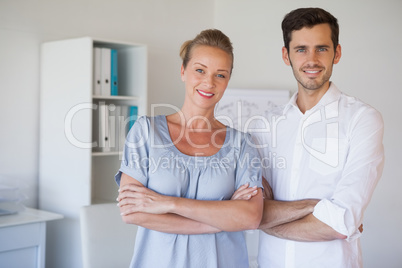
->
[312, 106, 385, 241]
[115, 116, 150, 186]
[235, 133, 263, 190]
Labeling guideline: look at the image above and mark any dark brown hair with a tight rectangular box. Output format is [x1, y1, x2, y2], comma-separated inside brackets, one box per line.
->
[282, 7, 339, 51]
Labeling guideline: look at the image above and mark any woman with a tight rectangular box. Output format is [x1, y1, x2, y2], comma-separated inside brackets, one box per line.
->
[115, 29, 263, 268]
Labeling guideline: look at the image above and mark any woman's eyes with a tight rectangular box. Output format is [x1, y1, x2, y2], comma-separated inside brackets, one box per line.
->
[195, 69, 225, 78]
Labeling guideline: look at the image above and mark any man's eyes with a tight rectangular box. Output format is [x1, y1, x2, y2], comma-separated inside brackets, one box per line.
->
[295, 48, 328, 53]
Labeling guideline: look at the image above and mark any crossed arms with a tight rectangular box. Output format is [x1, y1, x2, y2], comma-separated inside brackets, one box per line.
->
[256, 106, 384, 242]
[117, 172, 263, 235]
[118, 172, 346, 240]
[118, 108, 383, 240]
[258, 179, 347, 242]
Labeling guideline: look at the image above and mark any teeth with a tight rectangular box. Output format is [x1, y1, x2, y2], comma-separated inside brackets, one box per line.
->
[305, 70, 320, 74]
[197, 90, 213, 97]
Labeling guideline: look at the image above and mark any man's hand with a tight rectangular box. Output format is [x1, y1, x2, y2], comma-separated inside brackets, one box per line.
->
[262, 177, 274, 200]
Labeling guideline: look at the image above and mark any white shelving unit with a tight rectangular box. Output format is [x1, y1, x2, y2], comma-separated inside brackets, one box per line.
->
[39, 37, 147, 268]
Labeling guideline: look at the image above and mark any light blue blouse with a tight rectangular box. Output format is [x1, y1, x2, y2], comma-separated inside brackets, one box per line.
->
[115, 115, 262, 268]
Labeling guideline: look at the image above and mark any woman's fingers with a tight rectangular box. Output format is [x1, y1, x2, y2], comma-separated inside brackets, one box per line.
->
[231, 183, 248, 200]
[231, 183, 258, 200]
[117, 185, 173, 214]
[117, 183, 154, 201]
[117, 189, 145, 202]
[119, 183, 146, 193]
[119, 203, 139, 216]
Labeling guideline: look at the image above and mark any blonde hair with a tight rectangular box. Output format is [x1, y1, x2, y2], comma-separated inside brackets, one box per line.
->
[180, 29, 234, 73]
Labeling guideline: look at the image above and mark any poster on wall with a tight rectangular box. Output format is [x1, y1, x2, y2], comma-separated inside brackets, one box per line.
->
[214, 88, 290, 267]
[215, 88, 290, 132]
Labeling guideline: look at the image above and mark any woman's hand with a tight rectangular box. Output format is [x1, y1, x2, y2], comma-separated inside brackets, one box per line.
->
[117, 184, 175, 216]
[231, 183, 258, 200]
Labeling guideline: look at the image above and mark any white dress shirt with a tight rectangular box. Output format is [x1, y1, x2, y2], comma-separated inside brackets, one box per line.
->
[251, 83, 384, 268]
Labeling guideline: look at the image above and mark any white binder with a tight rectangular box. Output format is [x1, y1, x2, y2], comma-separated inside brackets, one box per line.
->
[93, 47, 102, 95]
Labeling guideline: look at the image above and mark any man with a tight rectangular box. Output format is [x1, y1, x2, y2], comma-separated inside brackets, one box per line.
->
[252, 7, 385, 268]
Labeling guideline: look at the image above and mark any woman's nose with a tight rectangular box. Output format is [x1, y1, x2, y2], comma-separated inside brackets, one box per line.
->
[203, 75, 215, 88]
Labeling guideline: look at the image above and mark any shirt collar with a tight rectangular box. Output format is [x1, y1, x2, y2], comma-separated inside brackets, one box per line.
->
[283, 91, 298, 114]
[283, 82, 342, 115]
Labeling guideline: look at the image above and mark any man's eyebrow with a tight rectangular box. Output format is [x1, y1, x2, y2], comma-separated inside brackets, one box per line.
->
[316, 45, 331, 48]
[293, 45, 307, 50]
[292, 44, 331, 50]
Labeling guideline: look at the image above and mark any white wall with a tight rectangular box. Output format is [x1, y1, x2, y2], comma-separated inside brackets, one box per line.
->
[1, 0, 400, 267]
[0, 0, 214, 208]
[0, 1, 213, 267]
[215, 0, 402, 267]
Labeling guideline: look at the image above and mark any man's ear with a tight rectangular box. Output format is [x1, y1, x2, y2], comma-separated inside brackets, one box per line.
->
[282, 47, 291, 66]
[334, 44, 342, 64]
[180, 65, 185, 82]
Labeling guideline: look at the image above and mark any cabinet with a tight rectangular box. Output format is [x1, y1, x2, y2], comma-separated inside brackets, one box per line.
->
[39, 37, 147, 268]
[0, 208, 63, 268]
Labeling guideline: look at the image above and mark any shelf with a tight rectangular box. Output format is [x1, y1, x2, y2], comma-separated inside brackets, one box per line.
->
[92, 95, 140, 101]
[39, 36, 147, 268]
[92, 151, 122, 157]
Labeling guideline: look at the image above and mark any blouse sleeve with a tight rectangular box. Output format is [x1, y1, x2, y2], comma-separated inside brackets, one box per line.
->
[234, 132, 263, 190]
[114, 116, 150, 186]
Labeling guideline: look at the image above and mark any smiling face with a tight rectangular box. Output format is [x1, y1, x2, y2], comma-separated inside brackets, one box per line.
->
[283, 23, 341, 94]
[181, 45, 232, 111]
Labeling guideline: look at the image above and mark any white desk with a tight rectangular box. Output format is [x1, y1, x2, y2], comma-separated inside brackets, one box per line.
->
[0, 208, 63, 268]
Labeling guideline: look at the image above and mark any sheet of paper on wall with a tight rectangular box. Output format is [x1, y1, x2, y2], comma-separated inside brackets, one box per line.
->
[215, 88, 290, 268]
[215, 88, 290, 132]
